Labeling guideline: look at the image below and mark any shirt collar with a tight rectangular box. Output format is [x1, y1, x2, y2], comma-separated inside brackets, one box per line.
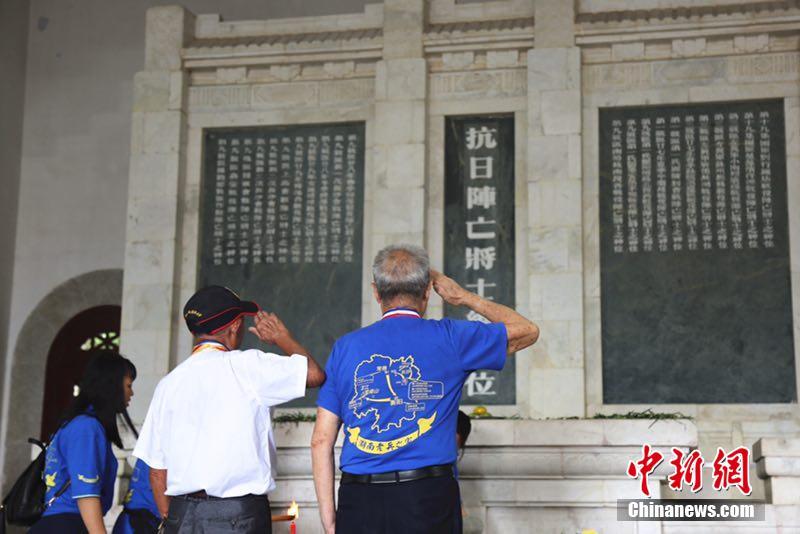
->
[382, 307, 422, 320]
[191, 340, 229, 354]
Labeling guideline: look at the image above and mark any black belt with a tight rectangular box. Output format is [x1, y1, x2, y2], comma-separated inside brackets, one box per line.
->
[177, 491, 266, 501]
[341, 464, 454, 484]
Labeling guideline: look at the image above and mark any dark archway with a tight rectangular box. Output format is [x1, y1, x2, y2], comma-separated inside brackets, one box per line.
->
[39, 305, 121, 440]
[1, 269, 122, 494]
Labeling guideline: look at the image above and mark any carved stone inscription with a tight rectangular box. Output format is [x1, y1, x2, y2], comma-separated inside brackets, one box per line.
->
[445, 115, 516, 405]
[200, 123, 365, 406]
[600, 99, 795, 403]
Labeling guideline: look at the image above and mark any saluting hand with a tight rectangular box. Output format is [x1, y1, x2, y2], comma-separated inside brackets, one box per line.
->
[431, 269, 469, 307]
[248, 311, 292, 345]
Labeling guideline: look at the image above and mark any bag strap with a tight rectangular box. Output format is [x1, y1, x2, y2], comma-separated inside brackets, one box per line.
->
[40, 430, 71, 510]
[44, 479, 71, 509]
[27, 438, 46, 451]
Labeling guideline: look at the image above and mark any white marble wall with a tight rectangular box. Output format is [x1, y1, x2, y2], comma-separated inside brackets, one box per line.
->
[369, 0, 428, 320]
[526, 0, 586, 417]
[581, 50, 800, 468]
[122, 0, 800, 429]
[268, 419, 696, 534]
[0, 0, 29, 485]
[118, 1, 800, 529]
[0, 0, 378, 492]
[121, 6, 192, 421]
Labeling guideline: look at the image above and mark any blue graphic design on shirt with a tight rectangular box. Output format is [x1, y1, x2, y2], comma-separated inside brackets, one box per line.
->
[317, 317, 507, 474]
[348, 354, 443, 433]
[42, 413, 117, 517]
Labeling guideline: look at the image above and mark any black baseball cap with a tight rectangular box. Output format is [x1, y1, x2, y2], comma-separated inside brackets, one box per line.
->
[183, 286, 260, 335]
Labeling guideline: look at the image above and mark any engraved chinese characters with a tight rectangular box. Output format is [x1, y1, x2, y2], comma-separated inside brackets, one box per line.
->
[600, 100, 795, 404]
[209, 129, 359, 266]
[200, 123, 365, 406]
[445, 116, 516, 405]
[610, 110, 777, 254]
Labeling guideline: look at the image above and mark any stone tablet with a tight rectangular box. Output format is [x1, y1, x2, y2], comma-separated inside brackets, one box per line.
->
[445, 115, 516, 405]
[599, 100, 795, 403]
[199, 123, 365, 406]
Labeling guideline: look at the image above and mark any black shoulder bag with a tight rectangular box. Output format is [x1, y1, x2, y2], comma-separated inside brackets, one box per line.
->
[1, 437, 71, 532]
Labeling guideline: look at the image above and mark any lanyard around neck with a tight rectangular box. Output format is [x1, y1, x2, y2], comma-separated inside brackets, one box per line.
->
[191, 340, 228, 354]
[382, 308, 421, 320]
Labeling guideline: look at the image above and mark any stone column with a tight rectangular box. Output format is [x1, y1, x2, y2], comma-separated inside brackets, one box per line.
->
[754, 437, 800, 505]
[369, 0, 427, 256]
[526, 0, 585, 417]
[121, 6, 193, 422]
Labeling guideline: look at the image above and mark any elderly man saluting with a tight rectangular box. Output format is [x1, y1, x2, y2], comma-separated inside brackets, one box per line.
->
[134, 285, 325, 534]
[311, 244, 539, 534]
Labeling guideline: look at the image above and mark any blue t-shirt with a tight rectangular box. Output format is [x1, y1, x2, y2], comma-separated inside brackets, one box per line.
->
[124, 460, 159, 516]
[42, 414, 118, 516]
[112, 460, 160, 534]
[317, 314, 506, 474]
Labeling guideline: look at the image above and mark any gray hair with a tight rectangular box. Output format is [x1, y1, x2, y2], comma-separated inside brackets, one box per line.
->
[372, 244, 431, 301]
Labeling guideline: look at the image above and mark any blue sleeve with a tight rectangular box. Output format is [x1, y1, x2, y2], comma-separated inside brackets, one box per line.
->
[445, 319, 508, 372]
[62, 417, 108, 499]
[316, 343, 341, 417]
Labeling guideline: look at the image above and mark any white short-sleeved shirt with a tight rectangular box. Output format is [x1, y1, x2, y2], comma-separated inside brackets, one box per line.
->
[133, 345, 307, 497]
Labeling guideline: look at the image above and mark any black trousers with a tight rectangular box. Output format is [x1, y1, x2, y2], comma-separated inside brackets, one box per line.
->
[119, 508, 161, 533]
[28, 513, 87, 534]
[164, 494, 271, 534]
[336, 475, 461, 534]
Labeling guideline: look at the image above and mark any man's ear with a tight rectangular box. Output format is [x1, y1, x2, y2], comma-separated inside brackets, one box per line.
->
[372, 282, 381, 305]
[425, 280, 432, 300]
[230, 317, 243, 334]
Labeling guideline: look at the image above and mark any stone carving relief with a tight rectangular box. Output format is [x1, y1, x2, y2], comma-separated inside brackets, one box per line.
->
[430, 69, 526, 99]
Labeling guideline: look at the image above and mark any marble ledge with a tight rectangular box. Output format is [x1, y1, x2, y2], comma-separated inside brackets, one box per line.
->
[271, 419, 698, 449]
[193, 5, 384, 40]
[754, 437, 800, 461]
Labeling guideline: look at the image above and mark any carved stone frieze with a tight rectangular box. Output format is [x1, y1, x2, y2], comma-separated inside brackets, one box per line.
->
[728, 52, 800, 81]
[653, 57, 725, 86]
[188, 85, 251, 110]
[577, 0, 800, 26]
[430, 69, 526, 99]
[182, 31, 383, 71]
[582, 63, 653, 91]
[319, 78, 374, 104]
[188, 77, 374, 111]
[581, 32, 800, 66]
[423, 17, 534, 55]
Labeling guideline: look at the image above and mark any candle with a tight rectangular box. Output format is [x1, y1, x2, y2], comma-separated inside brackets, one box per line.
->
[288, 499, 299, 533]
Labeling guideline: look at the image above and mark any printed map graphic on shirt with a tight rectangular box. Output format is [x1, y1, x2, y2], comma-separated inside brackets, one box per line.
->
[348, 354, 443, 433]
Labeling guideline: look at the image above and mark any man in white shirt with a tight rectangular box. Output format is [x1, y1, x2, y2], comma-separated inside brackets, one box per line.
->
[133, 285, 325, 534]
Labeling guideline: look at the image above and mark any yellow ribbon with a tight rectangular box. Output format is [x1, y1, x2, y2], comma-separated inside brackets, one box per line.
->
[346, 412, 437, 455]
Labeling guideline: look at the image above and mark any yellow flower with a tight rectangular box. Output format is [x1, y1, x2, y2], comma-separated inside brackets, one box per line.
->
[472, 406, 488, 417]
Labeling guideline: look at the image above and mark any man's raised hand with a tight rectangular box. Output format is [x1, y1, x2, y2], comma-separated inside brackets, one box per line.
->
[431, 269, 469, 307]
[248, 311, 291, 345]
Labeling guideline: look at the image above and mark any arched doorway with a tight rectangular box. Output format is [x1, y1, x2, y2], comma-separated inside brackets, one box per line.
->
[39, 305, 121, 440]
[1, 269, 122, 494]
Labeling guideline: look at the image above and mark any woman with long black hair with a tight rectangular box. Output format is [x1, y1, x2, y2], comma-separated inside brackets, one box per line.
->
[29, 351, 137, 534]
